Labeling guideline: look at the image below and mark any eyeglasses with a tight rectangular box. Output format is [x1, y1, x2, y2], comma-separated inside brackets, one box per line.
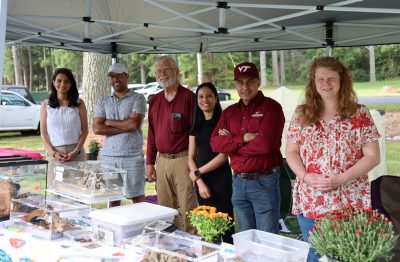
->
[108, 73, 126, 79]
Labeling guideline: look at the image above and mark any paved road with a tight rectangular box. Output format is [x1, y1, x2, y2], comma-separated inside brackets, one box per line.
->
[358, 96, 400, 104]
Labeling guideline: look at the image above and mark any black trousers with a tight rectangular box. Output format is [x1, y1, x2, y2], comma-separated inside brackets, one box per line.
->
[371, 176, 400, 262]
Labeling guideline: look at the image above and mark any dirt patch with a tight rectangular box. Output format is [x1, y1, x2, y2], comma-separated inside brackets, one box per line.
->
[385, 112, 400, 139]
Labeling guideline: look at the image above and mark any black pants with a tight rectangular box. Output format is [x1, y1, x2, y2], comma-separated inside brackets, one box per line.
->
[371, 176, 400, 262]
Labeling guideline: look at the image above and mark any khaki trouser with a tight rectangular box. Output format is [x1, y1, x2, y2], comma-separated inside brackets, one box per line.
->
[156, 154, 198, 233]
[46, 144, 86, 188]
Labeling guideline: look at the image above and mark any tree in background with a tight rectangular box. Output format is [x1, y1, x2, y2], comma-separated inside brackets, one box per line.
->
[52, 49, 83, 86]
[82, 52, 111, 133]
[3, 44, 400, 93]
[11, 46, 23, 85]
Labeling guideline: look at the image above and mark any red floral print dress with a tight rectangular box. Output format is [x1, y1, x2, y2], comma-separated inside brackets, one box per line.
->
[287, 105, 380, 219]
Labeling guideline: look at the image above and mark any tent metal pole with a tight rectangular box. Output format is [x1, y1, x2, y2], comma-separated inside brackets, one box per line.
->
[84, 0, 92, 38]
[230, 7, 323, 44]
[326, 46, 332, 56]
[145, 0, 216, 31]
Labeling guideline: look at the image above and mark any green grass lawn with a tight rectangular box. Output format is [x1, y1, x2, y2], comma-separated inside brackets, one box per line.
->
[386, 141, 400, 177]
[0, 132, 44, 151]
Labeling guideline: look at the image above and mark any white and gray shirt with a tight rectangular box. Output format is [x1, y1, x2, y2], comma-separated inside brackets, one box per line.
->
[94, 89, 147, 157]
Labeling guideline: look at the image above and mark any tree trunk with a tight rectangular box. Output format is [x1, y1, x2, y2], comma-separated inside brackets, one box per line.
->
[197, 53, 203, 85]
[21, 48, 28, 88]
[271, 50, 279, 86]
[368, 46, 376, 82]
[260, 51, 267, 88]
[248, 52, 252, 62]
[28, 47, 33, 91]
[204, 53, 213, 82]
[12, 45, 23, 85]
[43, 47, 50, 91]
[82, 52, 111, 132]
[279, 50, 285, 85]
[140, 63, 146, 84]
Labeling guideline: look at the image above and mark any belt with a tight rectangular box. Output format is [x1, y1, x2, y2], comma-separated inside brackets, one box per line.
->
[234, 166, 279, 180]
[159, 151, 188, 159]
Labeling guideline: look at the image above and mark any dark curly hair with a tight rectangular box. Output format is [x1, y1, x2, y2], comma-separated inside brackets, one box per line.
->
[48, 68, 80, 108]
[190, 82, 222, 133]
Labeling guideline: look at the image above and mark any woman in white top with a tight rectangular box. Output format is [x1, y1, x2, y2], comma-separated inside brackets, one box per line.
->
[40, 68, 88, 186]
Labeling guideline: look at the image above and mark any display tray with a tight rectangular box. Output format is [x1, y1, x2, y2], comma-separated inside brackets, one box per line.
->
[124, 231, 220, 262]
[49, 161, 125, 203]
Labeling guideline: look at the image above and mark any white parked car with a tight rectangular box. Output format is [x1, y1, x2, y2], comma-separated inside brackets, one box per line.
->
[134, 82, 163, 103]
[0, 90, 41, 135]
[128, 83, 146, 91]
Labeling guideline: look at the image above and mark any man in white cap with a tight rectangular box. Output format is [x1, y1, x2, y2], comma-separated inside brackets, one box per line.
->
[93, 63, 147, 205]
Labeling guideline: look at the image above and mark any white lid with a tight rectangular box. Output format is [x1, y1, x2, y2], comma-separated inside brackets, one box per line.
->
[89, 202, 178, 226]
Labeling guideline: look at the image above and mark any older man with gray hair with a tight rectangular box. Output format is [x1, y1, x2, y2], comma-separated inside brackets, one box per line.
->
[146, 55, 197, 232]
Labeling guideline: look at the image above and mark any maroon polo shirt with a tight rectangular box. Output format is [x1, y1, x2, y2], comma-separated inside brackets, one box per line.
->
[211, 91, 285, 173]
[146, 85, 195, 165]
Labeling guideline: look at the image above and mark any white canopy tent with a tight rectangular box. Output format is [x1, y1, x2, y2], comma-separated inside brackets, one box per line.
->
[3, 0, 400, 55]
[1, 0, 400, 83]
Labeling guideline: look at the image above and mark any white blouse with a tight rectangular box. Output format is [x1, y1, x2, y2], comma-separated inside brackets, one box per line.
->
[46, 100, 81, 146]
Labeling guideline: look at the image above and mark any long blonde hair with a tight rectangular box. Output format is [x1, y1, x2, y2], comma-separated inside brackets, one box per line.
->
[299, 57, 358, 125]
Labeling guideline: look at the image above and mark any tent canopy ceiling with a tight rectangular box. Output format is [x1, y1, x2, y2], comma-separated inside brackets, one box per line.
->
[5, 0, 400, 54]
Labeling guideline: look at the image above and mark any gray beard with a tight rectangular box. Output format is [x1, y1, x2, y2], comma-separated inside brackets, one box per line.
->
[158, 77, 177, 88]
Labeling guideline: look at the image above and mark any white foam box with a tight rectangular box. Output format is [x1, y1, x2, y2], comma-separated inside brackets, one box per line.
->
[89, 202, 178, 246]
[232, 229, 309, 262]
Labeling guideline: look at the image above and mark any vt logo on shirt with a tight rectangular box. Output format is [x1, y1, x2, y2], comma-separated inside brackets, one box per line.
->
[251, 112, 263, 118]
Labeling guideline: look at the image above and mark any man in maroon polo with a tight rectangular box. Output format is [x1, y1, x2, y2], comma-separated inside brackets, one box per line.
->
[146, 55, 197, 232]
[211, 62, 285, 233]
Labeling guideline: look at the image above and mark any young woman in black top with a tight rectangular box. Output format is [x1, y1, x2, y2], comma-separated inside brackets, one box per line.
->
[188, 82, 234, 243]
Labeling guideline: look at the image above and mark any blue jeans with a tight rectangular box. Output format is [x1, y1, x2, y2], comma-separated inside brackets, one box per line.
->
[297, 214, 321, 262]
[232, 171, 280, 233]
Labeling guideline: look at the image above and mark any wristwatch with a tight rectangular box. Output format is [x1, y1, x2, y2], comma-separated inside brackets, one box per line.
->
[73, 147, 81, 154]
[194, 169, 201, 178]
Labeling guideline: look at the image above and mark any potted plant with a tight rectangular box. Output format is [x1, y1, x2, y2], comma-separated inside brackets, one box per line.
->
[187, 205, 233, 243]
[86, 139, 102, 160]
[309, 207, 398, 262]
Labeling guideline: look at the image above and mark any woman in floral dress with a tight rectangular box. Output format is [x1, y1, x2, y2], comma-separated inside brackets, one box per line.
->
[286, 57, 380, 261]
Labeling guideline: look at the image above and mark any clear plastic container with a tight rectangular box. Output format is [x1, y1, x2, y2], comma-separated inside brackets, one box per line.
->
[124, 231, 220, 262]
[9, 194, 89, 240]
[49, 161, 125, 203]
[232, 229, 309, 262]
[0, 155, 47, 220]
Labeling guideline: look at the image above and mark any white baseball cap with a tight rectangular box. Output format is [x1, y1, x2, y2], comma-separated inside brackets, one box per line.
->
[107, 63, 128, 74]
